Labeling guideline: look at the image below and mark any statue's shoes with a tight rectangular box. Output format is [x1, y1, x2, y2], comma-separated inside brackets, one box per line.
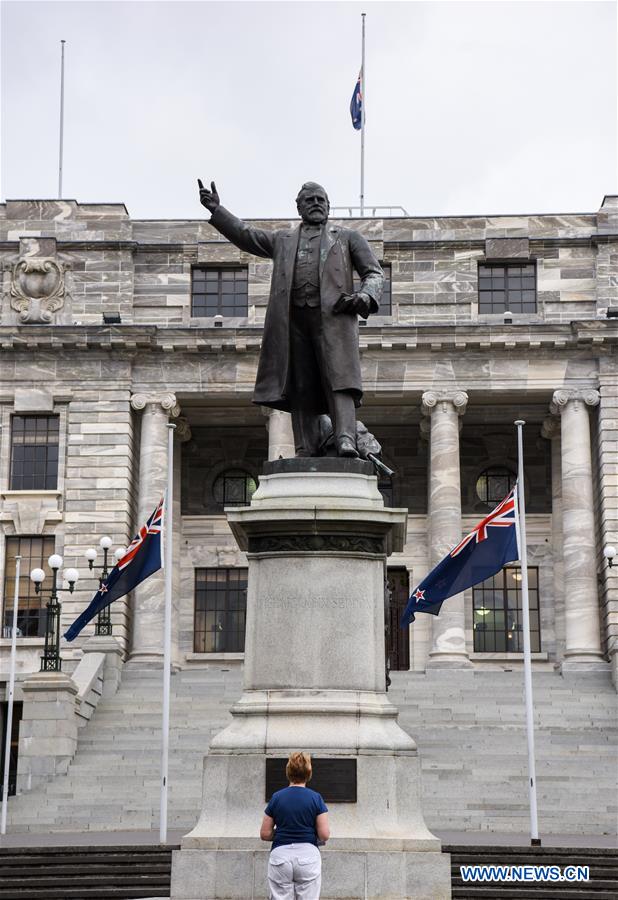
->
[337, 438, 359, 458]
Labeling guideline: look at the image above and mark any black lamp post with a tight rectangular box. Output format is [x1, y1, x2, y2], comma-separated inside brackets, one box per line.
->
[85, 536, 126, 636]
[604, 545, 616, 569]
[31, 555, 79, 672]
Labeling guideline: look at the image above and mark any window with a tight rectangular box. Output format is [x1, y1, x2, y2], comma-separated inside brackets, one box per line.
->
[473, 567, 540, 653]
[194, 568, 248, 653]
[10, 415, 59, 490]
[476, 466, 516, 507]
[386, 568, 410, 671]
[213, 469, 257, 507]
[191, 267, 248, 317]
[478, 262, 536, 313]
[0, 701, 22, 795]
[354, 262, 392, 315]
[2, 536, 55, 637]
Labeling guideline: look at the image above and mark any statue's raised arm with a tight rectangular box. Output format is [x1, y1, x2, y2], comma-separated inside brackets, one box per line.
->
[197, 179, 220, 214]
[197, 178, 383, 459]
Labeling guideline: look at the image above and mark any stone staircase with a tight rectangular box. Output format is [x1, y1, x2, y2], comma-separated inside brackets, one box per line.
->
[1, 844, 617, 899]
[0, 845, 174, 899]
[5, 664, 617, 837]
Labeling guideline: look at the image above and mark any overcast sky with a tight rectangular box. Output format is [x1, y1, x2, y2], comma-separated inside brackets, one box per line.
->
[1, 0, 616, 219]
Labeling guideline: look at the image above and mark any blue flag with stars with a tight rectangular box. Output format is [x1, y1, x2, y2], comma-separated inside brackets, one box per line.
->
[350, 72, 363, 130]
[64, 498, 164, 642]
[400, 487, 520, 628]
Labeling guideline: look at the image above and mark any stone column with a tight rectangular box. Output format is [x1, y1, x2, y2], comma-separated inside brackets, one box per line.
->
[129, 392, 180, 662]
[541, 415, 564, 658]
[550, 389, 606, 669]
[421, 390, 471, 668]
[262, 407, 295, 460]
[173, 417, 192, 669]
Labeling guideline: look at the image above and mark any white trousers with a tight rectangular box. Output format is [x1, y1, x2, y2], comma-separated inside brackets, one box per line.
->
[267, 843, 322, 900]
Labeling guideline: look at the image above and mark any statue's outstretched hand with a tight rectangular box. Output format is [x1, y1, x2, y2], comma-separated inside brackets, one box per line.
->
[333, 292, 371, 319]
[198, 179, 220, 213]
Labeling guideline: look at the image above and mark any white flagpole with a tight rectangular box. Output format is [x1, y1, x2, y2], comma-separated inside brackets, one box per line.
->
[1, 556, 21, 835]
[159, 423, 175, 844]
[514, 420, 540, 846]
[58, 40, 66, 199]
[360, 12, 366, 217]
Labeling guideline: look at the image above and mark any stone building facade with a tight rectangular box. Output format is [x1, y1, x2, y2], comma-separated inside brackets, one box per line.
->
[0, 195, 616, 701]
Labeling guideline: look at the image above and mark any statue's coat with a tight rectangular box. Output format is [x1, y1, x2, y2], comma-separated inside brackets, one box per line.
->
[209, 206, 383, 412]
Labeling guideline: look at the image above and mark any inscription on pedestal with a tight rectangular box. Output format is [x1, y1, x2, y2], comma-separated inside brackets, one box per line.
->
[265, 758, 357, 803]
[264, 596, 368, 611]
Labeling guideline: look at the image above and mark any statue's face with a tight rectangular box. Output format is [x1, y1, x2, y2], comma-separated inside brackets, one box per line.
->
[297, 189, 329, 225]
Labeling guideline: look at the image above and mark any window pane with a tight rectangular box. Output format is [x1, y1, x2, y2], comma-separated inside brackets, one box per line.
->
[191, 267, 249, 317]
[10, 416, 59, 490]
[193, 568, 248, 653]
[478, 263, 537, 313]
[473, 566, 540, 653]
[3, 536, 55, 637]
[476, 467, 516, 506]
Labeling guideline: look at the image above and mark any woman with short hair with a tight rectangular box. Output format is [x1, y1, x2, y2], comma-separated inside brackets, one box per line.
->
[260, 751, 330, 899]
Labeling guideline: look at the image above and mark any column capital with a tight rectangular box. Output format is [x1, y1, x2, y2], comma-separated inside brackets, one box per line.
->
[550, 389, 600, 415]
[175, 416, 192, 443]
[421, 390, 468, 417]
[419, 418, 431, 440]
[130, 392, 180, 418]
[541, 415, 561, 440]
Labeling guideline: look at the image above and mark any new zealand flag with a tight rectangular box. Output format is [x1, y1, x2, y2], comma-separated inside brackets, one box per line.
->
[64, 498, 164, 641]
[350, 72, 363, 130]
[400, 487, 520, 628]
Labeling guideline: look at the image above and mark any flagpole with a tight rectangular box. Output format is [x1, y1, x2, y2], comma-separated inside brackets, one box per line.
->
[360, 12, 366, 217]
[159, 423, 175, 844]
[58, 39, 66, 199]
[1, 556, 21, 836]
[514, 420, 540, 846]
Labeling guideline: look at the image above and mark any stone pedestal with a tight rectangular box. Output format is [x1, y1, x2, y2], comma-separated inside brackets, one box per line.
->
[171, 459, 451, 900]
[16, 671, 78, 793]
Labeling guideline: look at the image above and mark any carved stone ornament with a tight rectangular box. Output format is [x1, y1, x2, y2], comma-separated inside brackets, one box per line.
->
[550, 389, 600, 416]
[10, 257, 69, 323]
[421, 390, 469, 417]
[130, 392, 181, 418]
[541, 416, 560, 440]
[175, 417, 193, 443]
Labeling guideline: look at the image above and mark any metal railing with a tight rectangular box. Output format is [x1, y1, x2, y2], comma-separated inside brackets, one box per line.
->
[330, 205, 410, 217]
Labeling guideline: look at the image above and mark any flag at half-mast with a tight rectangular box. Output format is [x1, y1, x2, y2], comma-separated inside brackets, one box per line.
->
[350, 70, 363, 130]
[400, 486, 520, 628]
[64, 497, 164, 641]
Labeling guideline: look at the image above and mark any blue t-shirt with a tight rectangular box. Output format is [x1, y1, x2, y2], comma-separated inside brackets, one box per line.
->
[265, 786, 328, 849]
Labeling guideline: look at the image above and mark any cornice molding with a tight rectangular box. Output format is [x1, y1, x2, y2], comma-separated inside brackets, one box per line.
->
[0, 321, 616, 354]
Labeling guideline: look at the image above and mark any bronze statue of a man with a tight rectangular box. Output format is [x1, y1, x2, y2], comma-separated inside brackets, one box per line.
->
[198, 179, 383, 457]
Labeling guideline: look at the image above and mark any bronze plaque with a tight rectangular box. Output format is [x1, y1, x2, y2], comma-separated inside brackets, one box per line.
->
[265, 758, 357, 803]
